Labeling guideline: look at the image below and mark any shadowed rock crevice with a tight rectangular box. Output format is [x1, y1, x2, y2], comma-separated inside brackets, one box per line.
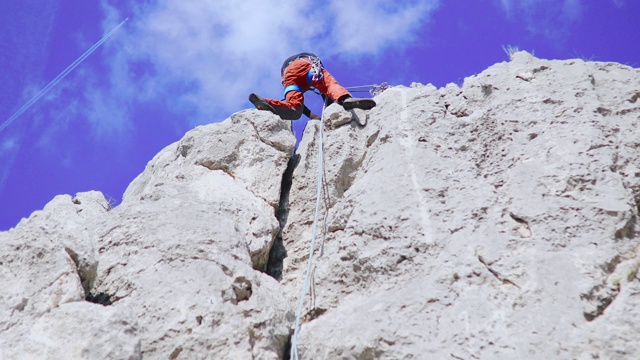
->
[86, 292, 113, 306]
[267, 153, 299, 281]
[333, 152, 367, 200]
[282, 332, 292, 360]
[64, 247, 97, 295]
[581, 283, 620, 321]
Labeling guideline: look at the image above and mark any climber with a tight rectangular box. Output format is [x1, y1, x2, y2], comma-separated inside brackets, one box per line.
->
[249, 52, 376, 120]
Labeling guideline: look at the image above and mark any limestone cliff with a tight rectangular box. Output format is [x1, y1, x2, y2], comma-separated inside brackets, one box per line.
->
[1, 52, 639, 359]
[285, 51, 640, 359]
[1, 113, 296, 359]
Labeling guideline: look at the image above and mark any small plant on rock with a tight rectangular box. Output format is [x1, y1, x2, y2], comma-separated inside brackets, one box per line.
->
[627, 262, 640, 282]
[502, 45, 520, 60]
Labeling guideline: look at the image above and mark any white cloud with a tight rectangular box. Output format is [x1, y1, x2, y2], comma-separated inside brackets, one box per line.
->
[497, 0, 583, 43]
[1, 136, 18, 152]
[326, 0, 439, 56]
[611, 0, 625, 7]
[499, 0, 514, 17]
[94, 0, 440, 128]
[0, 132, 23, 196]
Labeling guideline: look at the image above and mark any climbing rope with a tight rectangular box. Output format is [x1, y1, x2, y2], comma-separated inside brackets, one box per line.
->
[370, 82, 390, 96]
[290, 98, 328, 360]
[289, 82, 384, 358]
[344, 82, 390, 96]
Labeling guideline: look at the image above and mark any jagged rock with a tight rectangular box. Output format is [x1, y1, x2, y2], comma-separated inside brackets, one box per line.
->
[2, 302, 141, 359]
[122, 110, 294, 270]
[91, 111, 295, 359]
[0, 224, 84, 328]
[283, 52, 640, 359]
[1, 110, 296, 359]
[0, 191, 137, 359]
[124, 110, 293, 210]
[7, 191, 108, 294]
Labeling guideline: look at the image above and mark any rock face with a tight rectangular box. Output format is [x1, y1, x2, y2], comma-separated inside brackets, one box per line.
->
[2, 52, 639, 359]
[0, 111, 296, 359]
[282, 52, 640, 359]
[90, 111, 295, 359]
[0, 191, 140, 359]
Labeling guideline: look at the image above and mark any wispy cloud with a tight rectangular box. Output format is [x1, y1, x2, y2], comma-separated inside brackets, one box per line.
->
[94, 0, 440, 128]
[0, 131, 24, 196]
[611, 0, 625, 7]
[497, 0, 583, 44]
[325, 1, 439, 56]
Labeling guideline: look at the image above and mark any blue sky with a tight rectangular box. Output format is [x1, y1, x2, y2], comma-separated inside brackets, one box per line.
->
[1, 0, 638, 230]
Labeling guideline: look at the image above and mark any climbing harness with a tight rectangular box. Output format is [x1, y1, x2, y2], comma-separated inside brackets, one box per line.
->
[283, 54, 324, 84]
[282, 55, 325, 98]
[290, 98, 329, 360]
[284, 84, 303, 97]
[303, 56, 325, 84]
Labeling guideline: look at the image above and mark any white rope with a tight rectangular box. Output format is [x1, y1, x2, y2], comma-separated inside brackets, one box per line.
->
[344, 84, 378, 89]
[344, 82, 390, 96]
[290, 101, 327, 360]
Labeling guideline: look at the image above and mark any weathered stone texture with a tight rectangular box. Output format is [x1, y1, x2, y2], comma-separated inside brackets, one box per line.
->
[1, 111, 295, 359]
[284, 52, 640, 359]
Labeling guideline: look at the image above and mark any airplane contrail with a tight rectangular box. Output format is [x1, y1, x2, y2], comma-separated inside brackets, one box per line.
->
[0, 18, 128, 134]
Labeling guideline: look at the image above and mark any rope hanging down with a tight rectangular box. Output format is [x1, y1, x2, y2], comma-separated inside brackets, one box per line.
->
[290, 99, 328, 360]
[289, 82, 383, 358]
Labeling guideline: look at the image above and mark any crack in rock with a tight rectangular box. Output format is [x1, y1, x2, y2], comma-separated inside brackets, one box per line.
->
[477, 255, 520, 289]
[266, 154, 299, 281]
[509, 212, 532, 238]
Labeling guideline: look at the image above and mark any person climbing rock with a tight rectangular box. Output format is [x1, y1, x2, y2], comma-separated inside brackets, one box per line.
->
[249, 52, 376, 120]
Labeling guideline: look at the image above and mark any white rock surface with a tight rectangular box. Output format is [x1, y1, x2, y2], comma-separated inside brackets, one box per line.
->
[0, 191, 140, 359]
[2, 302, 141, 360]
[124, 110, 293, 211]
[122, 110, 294, 270]
[1, 110, 296, 359]
[7, 191, 108, 294]
[90, 111, 296, 359]
[283, 52, 640, 359]
[0, 221, 84, 330]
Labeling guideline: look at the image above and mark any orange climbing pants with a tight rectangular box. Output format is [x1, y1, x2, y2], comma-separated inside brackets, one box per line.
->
[264, 58, 350, 111]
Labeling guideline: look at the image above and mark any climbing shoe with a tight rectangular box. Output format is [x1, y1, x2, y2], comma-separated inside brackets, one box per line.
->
[342, 97, 377, 111]
[249, 93, 276, 113]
